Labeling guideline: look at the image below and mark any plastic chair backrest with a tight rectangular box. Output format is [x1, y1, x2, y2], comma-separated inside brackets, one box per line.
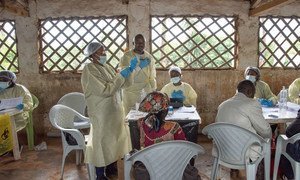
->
[31, 94, 39, 111]
[202, 122, 266, 169]
[124, 140, 205, 180]
[57, 92, 86, 115]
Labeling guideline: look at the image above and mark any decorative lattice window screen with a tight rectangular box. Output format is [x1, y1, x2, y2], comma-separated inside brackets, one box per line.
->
[259, 16, 300, 69]
[151, 15, 237, 69]
[0, 20, 19, 72]
[39, 16, 128, 73]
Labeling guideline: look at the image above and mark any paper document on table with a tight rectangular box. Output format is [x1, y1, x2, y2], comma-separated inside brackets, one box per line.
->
[0, 97, 23, 110]
[287, 102, 300, 112]
[176, 106, 196, 113]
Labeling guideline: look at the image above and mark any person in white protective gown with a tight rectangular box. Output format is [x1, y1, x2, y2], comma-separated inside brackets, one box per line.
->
[119, 34, 157, 115]
[0, 70, 33, 132]
[288, 77, 300, 104]
[244, 66, 277, 106]
[160, 66, 197, 107]
[81, 42, 136, 180]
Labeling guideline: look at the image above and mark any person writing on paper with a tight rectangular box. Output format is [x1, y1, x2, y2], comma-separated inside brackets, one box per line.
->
[215, 80, 271, 179]
[244, 66, 277, 107]
[0, 70, 33, 132]
[288, 77, 300, 104]
[160, 66, 197, 107]
[81, 42, 134, 179]
[119, 34, 157, 115]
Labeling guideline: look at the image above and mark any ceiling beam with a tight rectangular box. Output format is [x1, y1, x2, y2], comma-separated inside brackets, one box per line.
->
[2, 0, 29, 17]
[249, 0, 296, 16]
[250, 0, 263, 9]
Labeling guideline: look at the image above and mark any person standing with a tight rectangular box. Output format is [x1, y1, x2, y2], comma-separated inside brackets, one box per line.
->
[81, 42, 136, 179]
[119, 34, 157, 115]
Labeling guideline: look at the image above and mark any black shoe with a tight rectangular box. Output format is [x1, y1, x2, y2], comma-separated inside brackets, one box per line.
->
[105, 161, 118, 176]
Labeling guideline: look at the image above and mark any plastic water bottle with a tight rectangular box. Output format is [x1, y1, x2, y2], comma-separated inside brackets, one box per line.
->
[279, 86, 288, 111]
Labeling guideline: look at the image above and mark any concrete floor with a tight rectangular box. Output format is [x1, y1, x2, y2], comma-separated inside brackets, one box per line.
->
[0, 135, 239, 180]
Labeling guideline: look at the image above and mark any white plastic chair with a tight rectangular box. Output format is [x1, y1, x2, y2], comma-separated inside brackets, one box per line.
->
[124, 140, 205, 180]
[49, 104, 88, 179]
[202, 122, 271, 180]
[273, 133, 300, 180]
[57, 92, 90, 129]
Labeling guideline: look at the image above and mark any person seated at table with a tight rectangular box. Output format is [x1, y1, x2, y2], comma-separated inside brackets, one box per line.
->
[215, 80, 272, 179]
[279, 109, 300, 179]
[244, 66, 277, 107]
[134, 91, 200, 180]
[288, 77, 300, 104]
[160, 66, 197, 107]
[0, 70, 33, 132]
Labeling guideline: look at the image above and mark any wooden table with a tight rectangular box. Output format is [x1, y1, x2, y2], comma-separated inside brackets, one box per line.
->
[126, 106, 201, 150]
[0, 108, 22, 160]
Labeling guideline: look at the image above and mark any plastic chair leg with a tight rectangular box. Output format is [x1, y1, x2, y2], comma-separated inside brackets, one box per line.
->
[87, 163, 95, 180]
[211, 157, 219, 180]
[246, 163, 256, 180]
[264, 143, 271, 180]
[273, 141, 283, 180]
[294, 162, 300, 180]
[26, 117, 34, 150]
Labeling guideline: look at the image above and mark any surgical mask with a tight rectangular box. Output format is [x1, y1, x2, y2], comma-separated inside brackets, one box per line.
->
[170, 77, 181, 84]
[98, 55, 107, 64]
[246, 75, 256, 83]
[0, 82, 10, 90]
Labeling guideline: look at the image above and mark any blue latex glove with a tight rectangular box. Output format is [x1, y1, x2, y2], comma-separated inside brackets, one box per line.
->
[258, 98, 273, 107]
[171, 90, 185, 101]
[16, 104, 24, 110]
[120, 67, 131, 78]
[139, 58, 150, 69]
[129, 57, 138, 72]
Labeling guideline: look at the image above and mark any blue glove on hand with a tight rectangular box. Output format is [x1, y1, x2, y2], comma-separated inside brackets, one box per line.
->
[258, 98, 273, 107]
[16, 104, 24, 110]
[120, 67, 131, 78]
[139, 58, 150, 69]
[171, 90, 185, 101]
[129, 57, 138, 72]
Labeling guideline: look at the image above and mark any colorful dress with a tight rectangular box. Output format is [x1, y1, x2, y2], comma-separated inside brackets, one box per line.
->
[138, 119, 186, 148]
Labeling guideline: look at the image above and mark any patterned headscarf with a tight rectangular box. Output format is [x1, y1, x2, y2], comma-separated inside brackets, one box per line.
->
[138, 91, 169, 132]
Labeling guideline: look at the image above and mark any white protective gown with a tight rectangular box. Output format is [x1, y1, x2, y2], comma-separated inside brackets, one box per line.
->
[81, 62, 131, 167]
[160, 82, 197, 107]
[120, 49, 157, 115]
[288, 78, 300, 104]
[0, 84, 33, 132]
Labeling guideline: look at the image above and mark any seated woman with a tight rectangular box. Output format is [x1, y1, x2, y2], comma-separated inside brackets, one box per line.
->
[138, 91, 186, 147]
[0, 70, 33, 132]
[134, 91, 200, 180]
[288, 77, 300, 104]
[161, 66, 197, 107]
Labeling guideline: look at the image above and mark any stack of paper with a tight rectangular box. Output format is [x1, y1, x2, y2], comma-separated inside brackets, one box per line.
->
[176, 106, 196, 113]
[0, 97, 23, 111]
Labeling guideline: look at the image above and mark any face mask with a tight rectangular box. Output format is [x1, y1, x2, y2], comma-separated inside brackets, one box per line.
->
[0, 82, 10, 91]
[170, 77, 181, 84]
[98, 55, 107, 64]
[246, 75, 256, 83]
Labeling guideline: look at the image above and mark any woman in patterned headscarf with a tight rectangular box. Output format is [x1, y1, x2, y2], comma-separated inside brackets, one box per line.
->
[138, 91, 186, 148]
